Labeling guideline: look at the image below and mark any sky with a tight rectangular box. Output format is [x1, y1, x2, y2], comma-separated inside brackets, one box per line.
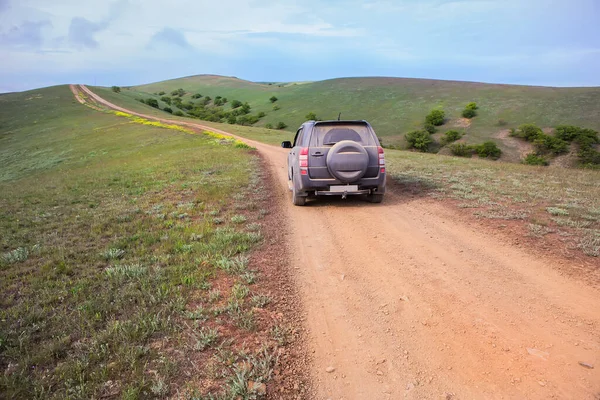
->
[0, 0, 599, 92]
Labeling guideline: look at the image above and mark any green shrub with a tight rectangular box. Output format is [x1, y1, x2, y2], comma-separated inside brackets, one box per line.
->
[443, 130, 463, 144]
[423, 123, 436, 134]
[465, 102, 478, 110]
[523, 153, 549, 166]
[276, 122, 287, 130]
[575, 128, 599, 145]
[269, 96, 278, 103]
[227, 115, 237, 124]
[173, 88, 185, 97]
[158, 91, 165, 96]
[160, 96, 171, 105]
[111, 86, 121, 93]
[425, 110, 445, 126]
[241, 103, 251, 114]
[305, 112, 317, 120]
[578, 147, 600, 166]
[474, 141, 502, 159]
[163, 107, 172, 114]
[516, 124, 543, 141]
[405, 130, 432, 152]
[145, 98, 159, 108]
[191, 93, 203, 99]
[180, 102, 194, 111]
[173, 111, 184, 116]
[231, 100, 242, 109]
[554, 125, 580, 142]
[273, 105, 281, 111]
[462, 108, 477, 119]
[533, 135, 569, 155]
[448, 143, 474, 157]
[265, 123, 273, 129]
[257, 112, 266, 118]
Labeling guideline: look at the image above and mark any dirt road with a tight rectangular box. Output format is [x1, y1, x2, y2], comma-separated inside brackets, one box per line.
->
[74, 85, 600, 399]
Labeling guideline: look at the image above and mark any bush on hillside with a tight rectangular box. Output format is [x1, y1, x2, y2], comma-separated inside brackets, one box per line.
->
[462, 108, 477, 119]
[273, 105, 281, 111]
[171, 88, 185, 97]
[241, 103, 251, 114]
[180, 102, 195, 111]
[265, 123, 273, 129]
[425, 110, 445, 126]
[514, 124, 543, 141]
[173, 111, 184, 116]
[158, 91, 165, 95]
[191, 93, 203, 99]
[163, 107, 173, 114]
[270, 96, 278, 103]
[533, 135, 569, 155]
[448, 143, 474, 157]
[555, 125, 581, 142]
[160, 96, 171, 105]
[405, 130, 432, 152]
[465, 102, 478, 110]
[145, 98, 159, 108]
[227, 115, 237, 124]
[578, 146, 600, 167]
[257, 112, 266, 118]
[276, 121, 287, 130]
[111, 86, 121, 93]
[423, 123, 436, 134]
[305, 112, 317, 120]
[523, 153, 549, 166]
[442, 130, 463, 144]
[231, 100, 242, 109]
[474, 141, 502, 159]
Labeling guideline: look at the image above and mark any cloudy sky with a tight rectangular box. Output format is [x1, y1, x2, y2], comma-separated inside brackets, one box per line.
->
[0, 0, 599, 92]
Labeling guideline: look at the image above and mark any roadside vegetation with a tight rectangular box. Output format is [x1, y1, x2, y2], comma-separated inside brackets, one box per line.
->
[511, 124, 600, 168]
[0, 86, 304, 398]
[385, 151, 599, 258]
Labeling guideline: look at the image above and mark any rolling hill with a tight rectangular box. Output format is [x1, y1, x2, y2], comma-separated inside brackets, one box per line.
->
[107, 75, 600, 159]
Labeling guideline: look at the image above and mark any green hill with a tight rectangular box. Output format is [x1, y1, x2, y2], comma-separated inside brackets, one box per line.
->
[115, 75, 600, 153]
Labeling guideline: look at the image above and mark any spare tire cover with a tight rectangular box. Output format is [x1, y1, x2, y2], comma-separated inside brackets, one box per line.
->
[326, 140, 369, 183]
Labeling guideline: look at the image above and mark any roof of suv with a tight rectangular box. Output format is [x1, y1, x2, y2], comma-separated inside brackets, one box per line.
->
[303, 120, 370, 127]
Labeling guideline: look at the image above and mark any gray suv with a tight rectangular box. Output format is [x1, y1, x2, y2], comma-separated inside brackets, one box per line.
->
[281, 120, 386, 206]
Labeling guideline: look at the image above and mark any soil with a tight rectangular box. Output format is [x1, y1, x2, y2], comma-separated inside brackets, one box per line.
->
[74, 85, 600, 400]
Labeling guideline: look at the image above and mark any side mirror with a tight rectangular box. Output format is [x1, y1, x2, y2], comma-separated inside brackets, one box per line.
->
[281, 141, 292, 149]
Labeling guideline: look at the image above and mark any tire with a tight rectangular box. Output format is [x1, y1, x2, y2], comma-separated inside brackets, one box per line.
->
[367, 193, 384, 203]
[292, 177, 306, 206]
[326, 140, 369, 183]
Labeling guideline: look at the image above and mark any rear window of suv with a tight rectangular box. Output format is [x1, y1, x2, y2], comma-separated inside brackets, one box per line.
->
[309, 123, 376, 147]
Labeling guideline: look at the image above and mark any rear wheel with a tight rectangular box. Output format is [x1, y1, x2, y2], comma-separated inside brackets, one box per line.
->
[367, 193, 384, 203]
[292, 177, 306, 206]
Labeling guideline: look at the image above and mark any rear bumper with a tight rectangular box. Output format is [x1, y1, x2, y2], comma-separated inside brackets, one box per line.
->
[297, 173, 386, 196]
[315, 189, 371, 196]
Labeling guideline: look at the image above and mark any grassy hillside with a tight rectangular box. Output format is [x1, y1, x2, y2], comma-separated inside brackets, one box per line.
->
[119, 75, 600, 153]
[0, 86, 297, 398]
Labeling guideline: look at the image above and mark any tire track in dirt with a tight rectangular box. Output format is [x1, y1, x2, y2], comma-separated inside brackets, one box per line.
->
[74, 85, 600, 399]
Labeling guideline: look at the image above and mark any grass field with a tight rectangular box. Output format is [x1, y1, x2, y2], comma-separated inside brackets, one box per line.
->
[110, 75, 600, 155]
[385, 152, 600, 259]
[0, 86, 296, 398]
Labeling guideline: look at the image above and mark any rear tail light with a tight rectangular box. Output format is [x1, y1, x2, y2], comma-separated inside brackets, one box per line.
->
[378, 146, 386, 173]
[299, 147, 309, 173]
